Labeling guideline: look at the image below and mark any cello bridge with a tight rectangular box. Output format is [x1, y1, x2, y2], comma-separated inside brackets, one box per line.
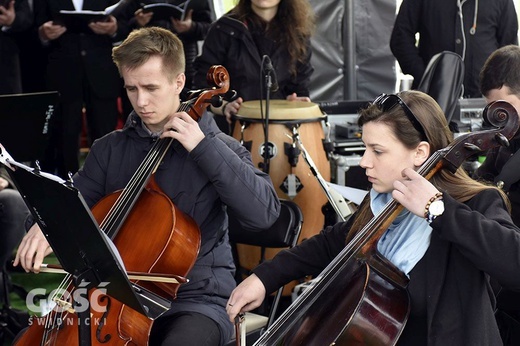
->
[53, 298, 76, 313]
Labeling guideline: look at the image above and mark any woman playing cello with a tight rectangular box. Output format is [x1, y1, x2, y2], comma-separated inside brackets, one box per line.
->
[14, 27, 280, 346]
[227, 90, 520, 345]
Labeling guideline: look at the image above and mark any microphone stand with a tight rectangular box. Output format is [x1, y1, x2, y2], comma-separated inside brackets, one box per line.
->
[262, 71, 273, 174]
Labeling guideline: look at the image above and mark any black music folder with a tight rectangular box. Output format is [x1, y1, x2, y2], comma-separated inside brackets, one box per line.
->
[0, 91, 59, 163]
[4, 161, 171, 320]
[53, 0, 124, 34]
[54, 10, 110, 33]
[141, 0, 206, 21]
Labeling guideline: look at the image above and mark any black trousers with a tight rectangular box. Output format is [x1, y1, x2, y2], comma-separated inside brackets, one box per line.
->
[496, 290, 520, 346]
[149, 311, 221, 346]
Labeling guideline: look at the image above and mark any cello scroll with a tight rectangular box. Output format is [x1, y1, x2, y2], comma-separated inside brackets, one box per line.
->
[184, 65, 231, 121]
[434, 100, 519, 174]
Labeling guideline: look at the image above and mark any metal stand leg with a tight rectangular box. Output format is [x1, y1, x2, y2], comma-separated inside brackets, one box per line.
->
[0, 268, 29, 345]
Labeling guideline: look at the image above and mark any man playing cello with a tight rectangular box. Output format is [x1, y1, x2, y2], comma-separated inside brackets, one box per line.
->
[14, 27, 280, 345]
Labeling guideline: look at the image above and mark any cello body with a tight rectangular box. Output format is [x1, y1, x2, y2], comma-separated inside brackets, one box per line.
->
[255, 254, 409, 346]
[15, 304, 153, 345]
[13, 177, 201, 345]
[91, 177, 201, 299]
[280, 261, 409, 346]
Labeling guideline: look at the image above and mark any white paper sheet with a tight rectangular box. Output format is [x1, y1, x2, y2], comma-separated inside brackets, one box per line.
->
[328, 182, 368, 205]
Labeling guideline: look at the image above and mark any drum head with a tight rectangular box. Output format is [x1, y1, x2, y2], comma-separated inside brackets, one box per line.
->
[235, 100, 324, 122]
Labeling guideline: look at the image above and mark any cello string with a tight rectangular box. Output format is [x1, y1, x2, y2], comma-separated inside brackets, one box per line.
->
[42, 99, 198, 344]
[100, 99, 194, 237]
[101, 99, 194, 233]
[100, 139, 165, 236]
[42, 272, 73, 343]
[43, 278, 69, 345]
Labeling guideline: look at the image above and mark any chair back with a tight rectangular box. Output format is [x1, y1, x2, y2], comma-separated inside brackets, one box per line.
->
[228, 199, 302, 249]
[417, 51, 464, 122]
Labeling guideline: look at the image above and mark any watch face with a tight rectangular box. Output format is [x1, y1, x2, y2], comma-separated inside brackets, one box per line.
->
[429, 200, 445, 216]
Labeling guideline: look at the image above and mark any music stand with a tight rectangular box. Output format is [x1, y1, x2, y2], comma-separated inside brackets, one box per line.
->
[3, 161, 172, 345]
[0, 91, 59, 163]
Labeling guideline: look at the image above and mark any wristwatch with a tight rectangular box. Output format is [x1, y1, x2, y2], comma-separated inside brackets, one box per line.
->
[426, 199, 445, 223]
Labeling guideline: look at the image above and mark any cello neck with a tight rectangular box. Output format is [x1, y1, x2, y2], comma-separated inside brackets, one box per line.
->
[101, 101, 194, 239]
[98, 65, 232, 239]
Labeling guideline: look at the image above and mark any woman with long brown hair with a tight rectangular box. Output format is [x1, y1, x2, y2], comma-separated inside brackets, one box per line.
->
[193, 0, 316, 133]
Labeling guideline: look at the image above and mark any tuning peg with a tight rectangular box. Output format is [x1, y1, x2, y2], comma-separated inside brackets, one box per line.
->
[495, 133, 510, 147]
[463, 143, 482, 152]
[208, 95, 223, 108]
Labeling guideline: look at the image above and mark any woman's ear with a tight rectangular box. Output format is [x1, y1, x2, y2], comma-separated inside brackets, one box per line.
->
[414, 141, 430, 166]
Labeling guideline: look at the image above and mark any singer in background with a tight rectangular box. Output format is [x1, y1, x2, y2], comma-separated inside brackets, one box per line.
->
[110, 0, 215, 119]
[193, 0, 316, 134]
[390, 0, 518, 98]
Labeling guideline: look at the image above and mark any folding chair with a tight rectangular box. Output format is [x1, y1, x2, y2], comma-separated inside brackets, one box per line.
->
[226, 199, 303, 346]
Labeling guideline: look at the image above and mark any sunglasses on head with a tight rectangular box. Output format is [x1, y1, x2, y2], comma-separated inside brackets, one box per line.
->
[373, 93, 428, 141]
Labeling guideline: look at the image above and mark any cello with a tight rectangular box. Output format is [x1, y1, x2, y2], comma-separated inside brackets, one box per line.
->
[249, 100, 519, 345]
[12, 65, 231, 345]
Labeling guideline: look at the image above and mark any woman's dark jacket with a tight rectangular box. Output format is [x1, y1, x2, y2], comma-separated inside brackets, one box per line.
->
[254, 189, 520, 345]
[193, 14, 313, 101]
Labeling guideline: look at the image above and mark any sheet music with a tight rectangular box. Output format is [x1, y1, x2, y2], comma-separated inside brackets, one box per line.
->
[328, 183, 368, 205]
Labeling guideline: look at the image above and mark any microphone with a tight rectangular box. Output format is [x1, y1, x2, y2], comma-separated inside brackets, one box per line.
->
[263, 55, 279, 93]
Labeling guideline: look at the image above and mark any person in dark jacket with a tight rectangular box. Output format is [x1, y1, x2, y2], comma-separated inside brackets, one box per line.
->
[0, 165, 30, 342]
[193, 0, 315, 134]
[0, 166, 29, 278]
[112, 0, 214, 118]
[0, 0, 32, 94]
[227, 90, 520, 345]
[35, 0, 126, 178]
[12, 0, 49, 94]
[390, 0, 518, 98]
[14, 27, 280, 345]
[475, 44, 520, 345]
[476, 45, 520, 226]
[114, 0, 213, 90]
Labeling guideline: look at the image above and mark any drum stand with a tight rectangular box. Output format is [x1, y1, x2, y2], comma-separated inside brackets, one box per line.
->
[290, 127, 355, 221]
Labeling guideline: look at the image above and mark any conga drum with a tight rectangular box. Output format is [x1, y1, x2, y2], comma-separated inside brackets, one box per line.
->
[232, 100, 331, 293]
